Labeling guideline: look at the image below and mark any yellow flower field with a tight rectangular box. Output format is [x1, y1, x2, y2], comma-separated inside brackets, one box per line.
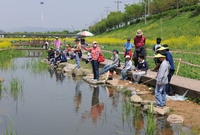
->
[1, 36, 200, 50]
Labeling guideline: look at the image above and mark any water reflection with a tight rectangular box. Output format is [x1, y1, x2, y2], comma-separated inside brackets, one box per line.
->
[55, 70, 65, 83]
[74, 77, 83, 113]
[132, 106, 144, 135]
[0, 56, 193, 135]
[26, 50, 43, 57]
[156, 116, 174, 135]
[47, 67, 54, 78]
[105, 86, 119, 109]
[47, 67, 65, 83]
[82, 86, 104, 124]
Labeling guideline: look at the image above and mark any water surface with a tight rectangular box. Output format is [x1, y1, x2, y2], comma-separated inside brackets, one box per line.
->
[0, 57, 192, 135]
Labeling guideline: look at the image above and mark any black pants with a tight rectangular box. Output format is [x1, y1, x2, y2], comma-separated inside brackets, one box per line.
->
[166, 69, 175, 95]
[133, 47, 146, 67]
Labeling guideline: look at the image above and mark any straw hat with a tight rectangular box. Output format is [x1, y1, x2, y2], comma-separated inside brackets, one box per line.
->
[136, 29, 143, 36]
[157, 46, 167, 51]
[93, 41, 98, 44]
[154, 53, 166, 58]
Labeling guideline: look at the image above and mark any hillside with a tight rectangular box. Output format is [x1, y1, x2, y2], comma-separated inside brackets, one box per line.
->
[96, 10, 200, 50]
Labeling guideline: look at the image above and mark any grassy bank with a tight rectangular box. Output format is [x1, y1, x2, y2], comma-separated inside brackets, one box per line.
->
[86, 10, 200, 51]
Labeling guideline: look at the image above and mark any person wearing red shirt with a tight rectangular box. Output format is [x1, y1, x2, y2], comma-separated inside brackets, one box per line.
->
[82, 41, 102, 81]
[133, 29, 146, 67]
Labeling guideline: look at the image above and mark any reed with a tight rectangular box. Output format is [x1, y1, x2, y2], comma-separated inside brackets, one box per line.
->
[10, 77, 23, 101]
[145, 106, 156, 135]
[2, 115, 17, 135]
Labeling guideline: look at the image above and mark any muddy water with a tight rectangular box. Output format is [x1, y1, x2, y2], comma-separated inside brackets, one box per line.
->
[0, 57, 192, 135]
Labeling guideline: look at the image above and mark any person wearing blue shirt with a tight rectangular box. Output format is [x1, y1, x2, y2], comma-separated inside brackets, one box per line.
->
[123, 38, 134, 59]
[59, 50, 67, 63]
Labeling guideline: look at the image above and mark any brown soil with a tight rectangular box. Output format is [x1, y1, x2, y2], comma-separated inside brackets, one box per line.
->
[117, 79, 200, 134]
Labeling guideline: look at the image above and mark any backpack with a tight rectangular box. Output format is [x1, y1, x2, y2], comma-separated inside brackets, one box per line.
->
[118, 58, 121, 67]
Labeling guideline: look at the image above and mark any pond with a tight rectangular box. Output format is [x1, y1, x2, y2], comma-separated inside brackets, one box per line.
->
[0, 55, 192, 135]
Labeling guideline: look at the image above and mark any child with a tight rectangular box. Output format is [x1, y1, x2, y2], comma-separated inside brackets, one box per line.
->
[121, 55, 132, 80]
[132, 54, 148, 84]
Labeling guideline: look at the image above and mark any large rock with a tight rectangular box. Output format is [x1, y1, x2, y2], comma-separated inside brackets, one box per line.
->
[82, 76, 106, 85]
[72, 68, 86, 76]
[131, 95, 143, 103]
[167, 114, 184, 124]
[141, 100, 156, 106]
[143, 105, 170, 116]
[58, 62, 68, 68]
[154, 107, 170, 115]
[63, 63, 76, 73]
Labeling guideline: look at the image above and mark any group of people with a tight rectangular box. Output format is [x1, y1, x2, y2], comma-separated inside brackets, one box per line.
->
[85, 29, 174, 109]
[47, 37, 87, 66]
[47, 31, 175, 109]
[152, 39, 175, 108]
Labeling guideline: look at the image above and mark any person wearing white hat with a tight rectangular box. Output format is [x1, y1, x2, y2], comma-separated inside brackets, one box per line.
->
[82, 41, 102, 81]
[154, 53, 170, 108]
[132, 53, 148, 84]
[121, 55, 132, 80]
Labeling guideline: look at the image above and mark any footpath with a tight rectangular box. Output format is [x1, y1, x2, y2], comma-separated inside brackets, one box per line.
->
[82, 53, 200, 99]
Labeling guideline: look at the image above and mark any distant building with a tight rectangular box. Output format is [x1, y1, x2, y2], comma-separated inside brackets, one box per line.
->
[0, 30, 5, 38]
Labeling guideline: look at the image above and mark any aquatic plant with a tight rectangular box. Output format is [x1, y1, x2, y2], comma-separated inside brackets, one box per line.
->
[132, 105, 144, 135]
[10, 77, 23, 101]
[0, 50, 26, 70]
[21, 58, 48, 74]
[145, 106, 156, 135]
[2, 115, 17, 135]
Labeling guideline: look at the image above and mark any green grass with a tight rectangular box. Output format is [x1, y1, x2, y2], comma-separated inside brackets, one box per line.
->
[38, 14, 200, 81]
[92, 8, 200, 51]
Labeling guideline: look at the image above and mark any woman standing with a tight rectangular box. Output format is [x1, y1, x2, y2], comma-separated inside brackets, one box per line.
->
[82, 41, 102, 81]
[54, 37, 61, 51]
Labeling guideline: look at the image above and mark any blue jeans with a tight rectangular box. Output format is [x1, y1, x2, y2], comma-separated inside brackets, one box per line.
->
[91, 60, 99, 79]
[75, 53, 80, 69]
[155, 84, 166, 107]
[99, 64, 116, 75]
[121, 69, 130, 80]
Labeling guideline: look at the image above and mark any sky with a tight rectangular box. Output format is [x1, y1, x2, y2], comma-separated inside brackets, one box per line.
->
[0, 0, 139, 32]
